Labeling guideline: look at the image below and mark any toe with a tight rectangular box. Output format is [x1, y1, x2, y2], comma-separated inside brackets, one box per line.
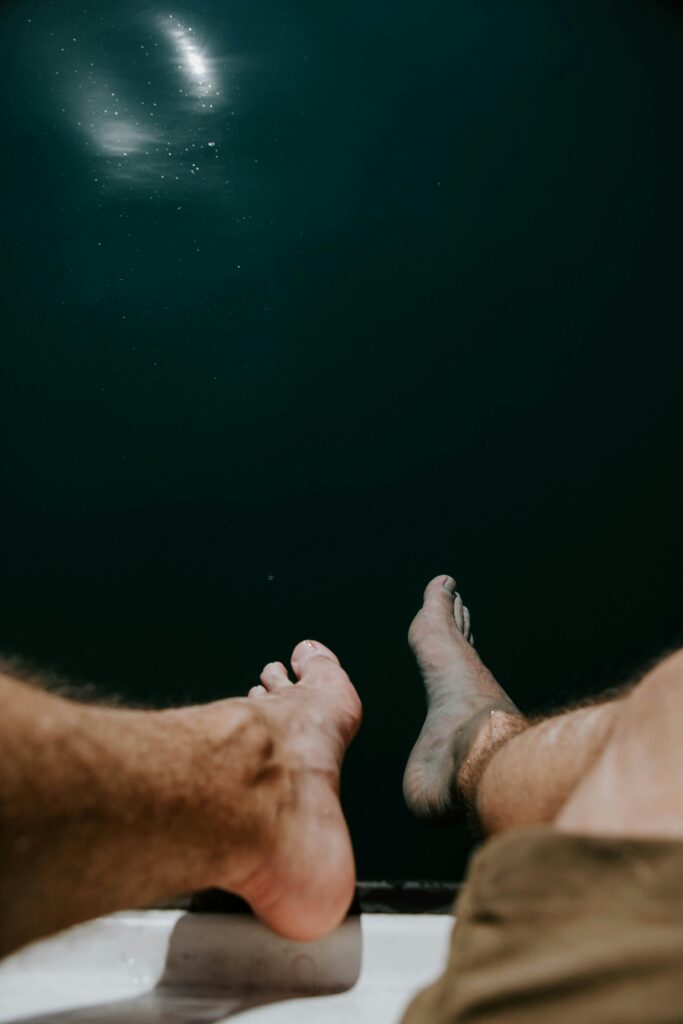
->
[260, 662, 292, 691]
[290, 639, 341, 680]
[423, 574, 457, 609]
[248, 685, 267, 699]
[289, 640, 362, 744]
[463, 604, 473, 643]
[453, 592, 465, 632]
[414, 575, 459, 632]
[409, 575, 467, 655]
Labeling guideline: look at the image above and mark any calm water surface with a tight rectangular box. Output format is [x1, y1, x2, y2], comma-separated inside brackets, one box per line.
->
[1, 0, 682, 877]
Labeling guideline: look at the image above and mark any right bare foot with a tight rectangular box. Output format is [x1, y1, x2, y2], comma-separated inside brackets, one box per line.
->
[225, 640, 362, 942]
[403, 575, 526, 821]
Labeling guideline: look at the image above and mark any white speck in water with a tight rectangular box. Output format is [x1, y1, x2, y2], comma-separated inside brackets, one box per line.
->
[266, 574, 275, 582]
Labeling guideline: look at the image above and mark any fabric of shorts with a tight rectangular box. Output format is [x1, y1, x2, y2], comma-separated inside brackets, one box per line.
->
[401, 825, 683, 1024]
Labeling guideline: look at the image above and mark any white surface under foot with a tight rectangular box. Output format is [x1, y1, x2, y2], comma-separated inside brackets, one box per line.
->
[0, 910, 454, 1023]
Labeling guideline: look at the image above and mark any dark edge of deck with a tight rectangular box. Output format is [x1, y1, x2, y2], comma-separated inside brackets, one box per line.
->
[156, 881, 462, 917]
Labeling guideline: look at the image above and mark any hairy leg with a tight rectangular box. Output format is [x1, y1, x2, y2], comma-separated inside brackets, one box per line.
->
[404, 575, 640, 833]
[475, 652, 683, 836]
[0, 640, 362, 958]
[475, 698, 623, 834]
[556, 648, 683, 837]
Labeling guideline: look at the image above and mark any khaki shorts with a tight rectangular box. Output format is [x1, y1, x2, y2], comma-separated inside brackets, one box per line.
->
[402, 826, 683, 1024]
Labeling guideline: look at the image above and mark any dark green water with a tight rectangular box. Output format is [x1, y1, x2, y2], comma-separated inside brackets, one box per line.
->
[1, 0, 682, 879]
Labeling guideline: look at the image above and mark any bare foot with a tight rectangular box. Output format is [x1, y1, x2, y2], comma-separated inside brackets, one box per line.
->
[403, 575, 526, 821]
[231, 640, 362, 941]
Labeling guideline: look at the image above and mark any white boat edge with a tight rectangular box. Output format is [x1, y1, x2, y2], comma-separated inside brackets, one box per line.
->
[0, 910, 455, 1023]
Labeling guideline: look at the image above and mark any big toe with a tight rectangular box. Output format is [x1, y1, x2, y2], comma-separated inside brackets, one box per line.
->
[422, 574, 457, 611]
[290, 640, 362, 742]
[290, 639, 341, 679]
[410, 575, 458, 642]
[260, 661, 293, 692]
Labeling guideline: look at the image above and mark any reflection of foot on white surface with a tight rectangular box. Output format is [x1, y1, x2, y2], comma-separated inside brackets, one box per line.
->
[0, 910, 453, 1024]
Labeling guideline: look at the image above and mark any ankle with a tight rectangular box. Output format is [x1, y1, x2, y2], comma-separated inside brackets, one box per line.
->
[169, 699, 292, 893]
[460, 708, 528, 815]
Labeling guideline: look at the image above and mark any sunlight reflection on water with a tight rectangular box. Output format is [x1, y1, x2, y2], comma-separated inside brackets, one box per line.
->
[59, 9, 235, 194]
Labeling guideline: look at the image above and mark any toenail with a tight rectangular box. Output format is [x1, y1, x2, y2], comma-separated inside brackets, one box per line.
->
[442, 577, 456, 593]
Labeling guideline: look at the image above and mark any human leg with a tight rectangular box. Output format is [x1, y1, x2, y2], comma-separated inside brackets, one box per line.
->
[404, 575, 632, 832]
[556, 648, 683, 837]
[0, 639, 361, 957]
[403, 582, 683, 1024]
